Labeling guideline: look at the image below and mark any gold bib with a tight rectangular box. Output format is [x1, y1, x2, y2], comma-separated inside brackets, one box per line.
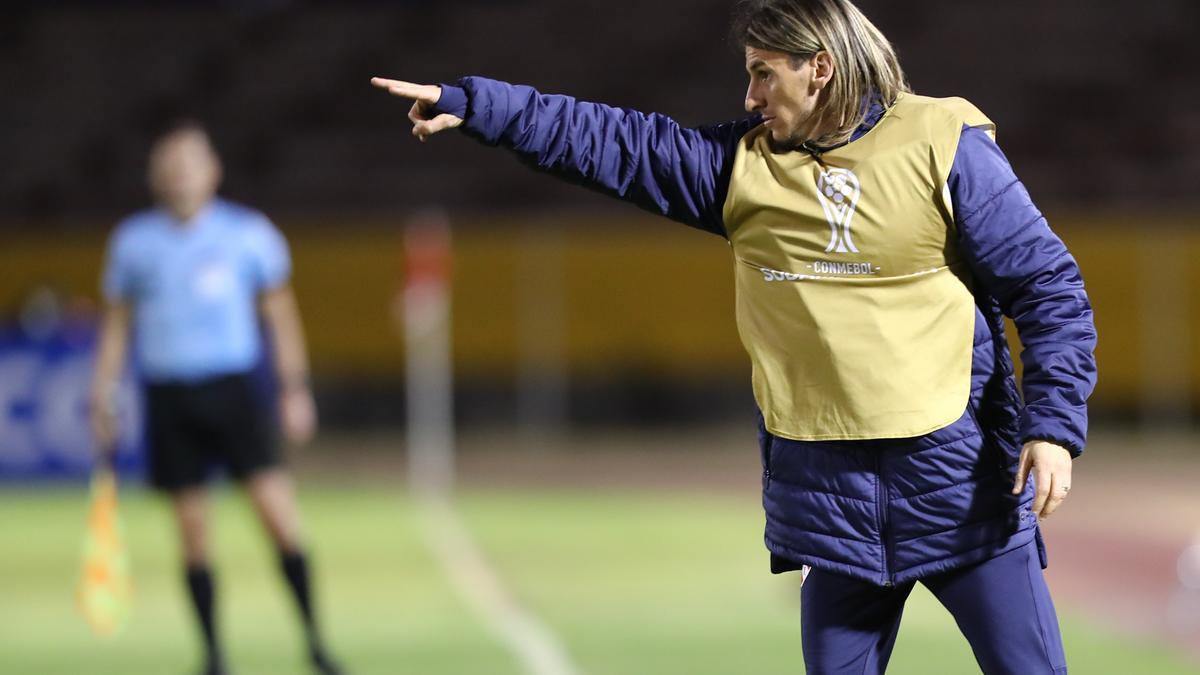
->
[723, 93, 995, 441]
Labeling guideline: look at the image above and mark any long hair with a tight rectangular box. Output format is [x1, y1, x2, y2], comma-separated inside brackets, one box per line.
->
[731, 0, 910, 147]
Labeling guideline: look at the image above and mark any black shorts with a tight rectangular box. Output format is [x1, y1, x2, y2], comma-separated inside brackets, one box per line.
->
[143, 372, 279, 491]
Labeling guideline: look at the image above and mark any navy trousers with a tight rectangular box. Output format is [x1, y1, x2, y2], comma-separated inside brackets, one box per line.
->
[800, 539, 1067, 674]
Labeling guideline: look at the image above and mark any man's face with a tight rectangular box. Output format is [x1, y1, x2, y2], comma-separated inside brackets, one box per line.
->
[147, 129, 221, 218]
[744, 46, 825, 151]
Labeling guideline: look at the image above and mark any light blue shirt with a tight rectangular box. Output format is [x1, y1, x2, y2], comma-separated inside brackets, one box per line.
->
[102, 198, 291, 382]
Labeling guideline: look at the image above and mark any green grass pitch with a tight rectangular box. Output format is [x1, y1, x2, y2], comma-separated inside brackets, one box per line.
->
[0, 485, 1193, 674]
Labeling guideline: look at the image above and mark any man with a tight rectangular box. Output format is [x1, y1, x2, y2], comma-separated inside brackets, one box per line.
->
[372, 0, 1097, 672]
[91, 121, 342, 675]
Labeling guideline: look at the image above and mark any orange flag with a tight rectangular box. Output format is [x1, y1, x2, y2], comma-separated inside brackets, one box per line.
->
[76, 467, 132, 636]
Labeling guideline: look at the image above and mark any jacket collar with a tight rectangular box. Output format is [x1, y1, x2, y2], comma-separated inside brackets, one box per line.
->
[800, 95, 887, 155]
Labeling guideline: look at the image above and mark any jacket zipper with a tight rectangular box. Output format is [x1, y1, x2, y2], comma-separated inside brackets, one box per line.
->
[875, 450, 894, 587]
[762, 433, 772, 489]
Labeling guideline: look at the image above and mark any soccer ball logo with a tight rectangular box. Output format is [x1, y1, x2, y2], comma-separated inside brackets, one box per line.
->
[815, 168, 862, 253]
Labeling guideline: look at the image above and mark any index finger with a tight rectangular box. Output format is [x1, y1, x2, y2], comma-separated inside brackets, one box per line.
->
[370, 77, 428, 98]
[370, 76, 413, 89]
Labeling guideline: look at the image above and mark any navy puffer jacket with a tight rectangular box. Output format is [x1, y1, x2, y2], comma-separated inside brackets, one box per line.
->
[431, 78, 1098, 585]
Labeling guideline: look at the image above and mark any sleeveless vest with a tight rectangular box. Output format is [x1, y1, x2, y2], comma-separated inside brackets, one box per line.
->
[723, 93, 995, 440]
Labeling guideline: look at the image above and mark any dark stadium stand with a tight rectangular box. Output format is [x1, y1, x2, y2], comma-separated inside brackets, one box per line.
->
[0, 0, 1197, 224]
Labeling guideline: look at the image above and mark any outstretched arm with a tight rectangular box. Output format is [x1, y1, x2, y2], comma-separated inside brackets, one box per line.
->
[371, 76, 758, 237]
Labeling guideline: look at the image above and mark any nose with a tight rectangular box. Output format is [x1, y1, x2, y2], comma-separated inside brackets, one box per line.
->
[744, 81, 763, 113]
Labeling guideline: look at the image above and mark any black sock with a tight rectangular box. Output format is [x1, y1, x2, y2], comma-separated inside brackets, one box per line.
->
[279, 550, 323, 654]
[185, 565, 221, 666]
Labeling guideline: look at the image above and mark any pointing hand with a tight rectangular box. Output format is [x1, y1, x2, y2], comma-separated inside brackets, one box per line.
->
[371, 77, 463, 141]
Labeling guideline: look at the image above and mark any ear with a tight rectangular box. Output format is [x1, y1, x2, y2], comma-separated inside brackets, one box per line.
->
[811, 51, 835, 90]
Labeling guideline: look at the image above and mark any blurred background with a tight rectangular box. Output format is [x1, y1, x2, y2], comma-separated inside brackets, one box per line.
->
[1, 1, 1198, 673]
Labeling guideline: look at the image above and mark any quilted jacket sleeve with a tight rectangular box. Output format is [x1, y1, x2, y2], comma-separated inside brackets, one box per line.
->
[949, 125, 1098, 455]
[431, 77, 758, 237]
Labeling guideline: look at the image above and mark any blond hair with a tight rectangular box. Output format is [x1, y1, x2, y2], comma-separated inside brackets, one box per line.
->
[731, 0, 910, 146]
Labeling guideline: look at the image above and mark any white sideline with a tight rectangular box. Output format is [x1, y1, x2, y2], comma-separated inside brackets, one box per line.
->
[418, 493, 583, 675]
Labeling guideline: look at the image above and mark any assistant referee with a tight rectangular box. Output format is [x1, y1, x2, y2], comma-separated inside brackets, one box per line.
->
[90, 121, 342, 675]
